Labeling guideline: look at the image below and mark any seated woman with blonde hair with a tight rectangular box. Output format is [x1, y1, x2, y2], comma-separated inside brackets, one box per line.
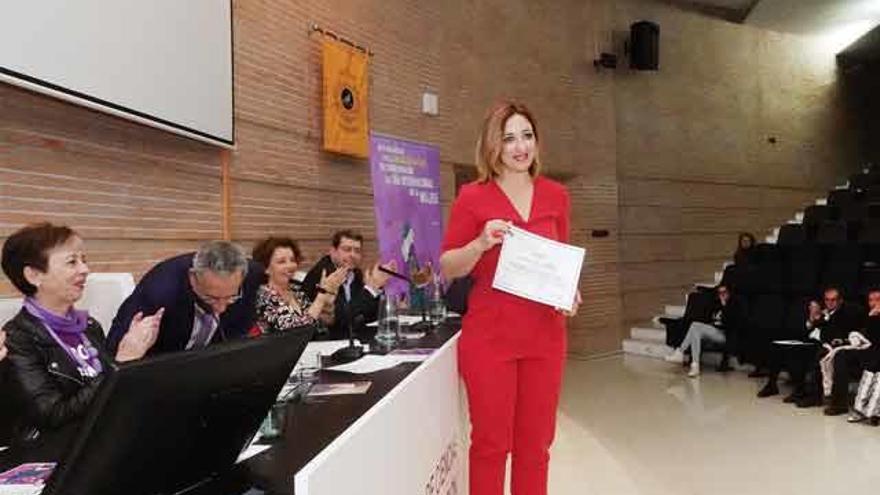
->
[251, 237, 347, 335]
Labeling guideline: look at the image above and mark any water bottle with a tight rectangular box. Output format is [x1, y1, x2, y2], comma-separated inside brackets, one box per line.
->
[429, 279, 446, 326]
[376, 294, 399, 345]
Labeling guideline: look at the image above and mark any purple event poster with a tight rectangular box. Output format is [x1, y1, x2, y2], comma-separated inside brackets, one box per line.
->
[369, 134, 442, 301]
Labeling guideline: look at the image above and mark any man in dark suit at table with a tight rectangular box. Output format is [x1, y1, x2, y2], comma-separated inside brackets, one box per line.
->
[107, 241, 263, 355]
[302, 230, 395, 341]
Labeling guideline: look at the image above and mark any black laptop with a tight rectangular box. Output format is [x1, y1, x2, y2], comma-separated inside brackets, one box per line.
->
[39, 327, 312, 495]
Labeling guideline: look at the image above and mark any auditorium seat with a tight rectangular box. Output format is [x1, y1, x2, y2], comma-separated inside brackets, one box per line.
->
[820, 244, 861, 297]
[748, 293, 786, 351]
[777, 224, 806, 246]
[661, 289, 716, 349]
[74, 273, 136, 334]
[816, 220, 848, 244]
[839, 203, 868, 238]
[858, 220, 880, 244]
[781, 297, 811, 340]
[784, 245, 821, 296]
[0, 297, 23, 326]
[859, 262, 880, 295]
[849, 172, 873, 192]
[804, 205, 839, 239]
[746, 244, 784, 294]
[828, 189, 861, 208]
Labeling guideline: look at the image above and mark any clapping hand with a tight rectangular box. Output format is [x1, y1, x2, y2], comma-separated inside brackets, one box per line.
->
[116, 308, 165, 362]
[320, 266, 349, 296]
[365, 259, 398, 291]
[0, 330, 7, 361]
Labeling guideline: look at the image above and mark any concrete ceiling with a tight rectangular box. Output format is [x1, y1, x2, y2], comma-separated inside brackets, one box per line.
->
[677, 0, 880, 52]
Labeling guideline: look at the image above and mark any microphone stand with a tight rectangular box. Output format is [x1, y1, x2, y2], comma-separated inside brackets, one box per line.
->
[331, 302, 365, 364]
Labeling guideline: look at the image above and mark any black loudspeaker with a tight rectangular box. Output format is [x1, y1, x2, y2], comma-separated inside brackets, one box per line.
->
[630, 21, 659, 70]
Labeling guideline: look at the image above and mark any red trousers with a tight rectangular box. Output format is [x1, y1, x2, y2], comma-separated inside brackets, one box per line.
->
[459, 320, 566, 495]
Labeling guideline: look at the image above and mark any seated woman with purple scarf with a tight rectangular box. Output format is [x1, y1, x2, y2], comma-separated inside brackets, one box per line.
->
[1, 222, 163, 449]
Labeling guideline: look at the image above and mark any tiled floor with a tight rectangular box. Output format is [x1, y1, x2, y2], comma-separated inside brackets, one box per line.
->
[546, 354, 880, 495]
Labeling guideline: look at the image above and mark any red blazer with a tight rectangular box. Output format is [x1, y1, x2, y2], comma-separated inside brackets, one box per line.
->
[442, 177, 571, 345]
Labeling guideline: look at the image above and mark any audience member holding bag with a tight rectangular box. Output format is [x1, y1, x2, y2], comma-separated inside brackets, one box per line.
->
[440, 101, 580, 495]
[849, 296, 880, 424]
[250, 236, 347, 335]
[0, 223, 162, 450]
[822, 289, 880, 416]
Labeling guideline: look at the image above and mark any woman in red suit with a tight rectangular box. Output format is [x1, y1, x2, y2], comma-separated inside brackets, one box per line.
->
[440, 101, 581, 495]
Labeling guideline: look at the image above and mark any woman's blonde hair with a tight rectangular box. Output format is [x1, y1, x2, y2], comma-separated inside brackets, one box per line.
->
[475, 101, 542, 182]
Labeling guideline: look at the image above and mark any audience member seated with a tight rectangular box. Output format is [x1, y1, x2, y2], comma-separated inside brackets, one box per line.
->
[810, 287, 866, 410]
[822, 289, 880, 416]
[848, 299, 880, 424]
[664, 285, 745, 377]
[107, 241, 262, 355]
[0, 223, 162, 449]
[301, 230, 395, 340]
[734, 232, 756, 266]
[757, 300, 823, 404]
[250, 236, 347, 335]
[765, 287, 865, 408]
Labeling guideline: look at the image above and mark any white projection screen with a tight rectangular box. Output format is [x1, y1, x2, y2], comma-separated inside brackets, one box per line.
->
[0, 0, 234, 147]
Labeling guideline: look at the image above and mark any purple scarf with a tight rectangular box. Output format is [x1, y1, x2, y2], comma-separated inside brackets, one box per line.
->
[24, 297, 103, 377]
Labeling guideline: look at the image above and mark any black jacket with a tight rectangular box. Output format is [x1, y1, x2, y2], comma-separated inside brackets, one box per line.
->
[1, 309, 114, 449]
[818, 303, 866, 345]
[302, 255, 380, 340]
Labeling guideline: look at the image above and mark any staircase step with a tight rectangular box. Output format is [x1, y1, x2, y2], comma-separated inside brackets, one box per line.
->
[631, 327, 665, 343]
[694, 281, 716, 289]
[664, 305, 685, 318]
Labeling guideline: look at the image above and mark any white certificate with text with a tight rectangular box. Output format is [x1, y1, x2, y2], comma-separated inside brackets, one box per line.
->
[491, 225, 585, 311]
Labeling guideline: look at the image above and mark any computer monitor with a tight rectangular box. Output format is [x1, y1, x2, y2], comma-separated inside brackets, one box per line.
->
[41, 327, 313, 495]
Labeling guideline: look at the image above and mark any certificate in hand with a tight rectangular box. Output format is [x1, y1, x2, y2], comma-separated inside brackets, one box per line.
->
[491, 225, 585, 311]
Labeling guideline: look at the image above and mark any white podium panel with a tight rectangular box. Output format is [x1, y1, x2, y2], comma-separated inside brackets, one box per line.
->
[295, 334, 466, 495]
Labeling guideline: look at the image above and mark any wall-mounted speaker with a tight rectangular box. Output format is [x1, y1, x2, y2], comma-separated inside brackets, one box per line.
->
[630, 21, 659, 71]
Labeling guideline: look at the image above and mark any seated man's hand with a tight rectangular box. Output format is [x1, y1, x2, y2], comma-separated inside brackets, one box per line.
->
[0, 329, 7, 361]
[320, 266, 349, 296]
[365, 260, 398, 291]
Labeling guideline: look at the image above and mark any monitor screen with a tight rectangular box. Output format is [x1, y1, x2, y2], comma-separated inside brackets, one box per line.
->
[42, 327, 312, 495]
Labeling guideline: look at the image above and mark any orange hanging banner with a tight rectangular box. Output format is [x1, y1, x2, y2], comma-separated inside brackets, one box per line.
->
[322, 39, 369, 158]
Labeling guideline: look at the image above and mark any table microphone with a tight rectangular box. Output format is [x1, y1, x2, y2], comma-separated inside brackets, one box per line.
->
[332, 313, 365, 364]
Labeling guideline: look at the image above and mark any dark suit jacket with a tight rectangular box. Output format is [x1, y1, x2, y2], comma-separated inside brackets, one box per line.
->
[302, 255, 379, 340]
[106, 253, 263, 355]
[1, 310, 113, 450]
[818, 302, 866, 345]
